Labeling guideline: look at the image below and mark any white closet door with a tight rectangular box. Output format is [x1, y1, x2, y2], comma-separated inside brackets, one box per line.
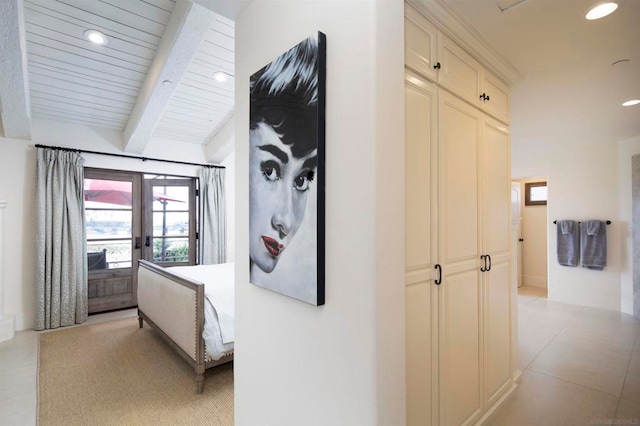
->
[437, 33, 483, 110]
[438, 91, 483, 426]
[405, 7, 438, 82]
[482, 117, 513, 407]
[405, 71, 438, 426]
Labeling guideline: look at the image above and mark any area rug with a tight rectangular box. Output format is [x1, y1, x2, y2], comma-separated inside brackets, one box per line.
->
[38, 317, 233, 425]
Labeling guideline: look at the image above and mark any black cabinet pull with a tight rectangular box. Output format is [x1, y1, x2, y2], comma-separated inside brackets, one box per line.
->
[519, 238, 524, 242]
[145, 236, 150, 247]
[487, 254, 492, 271]
[433, 62, 441, 70]
[435, 264, 442, 285]
[480, 93, 490, 101]
[135, 237, 141, 249]
[480, 255, 487, 272]
[485, 94, 490, 101]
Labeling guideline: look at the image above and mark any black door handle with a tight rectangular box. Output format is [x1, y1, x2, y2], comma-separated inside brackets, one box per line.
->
[433, 62, 441, 70]
[145, 236, 150, 247]
[480, 255, 487, 272]
[435, 264, 442, 285]
[135, 237, 141, 249]
[487, 254, 492, 271]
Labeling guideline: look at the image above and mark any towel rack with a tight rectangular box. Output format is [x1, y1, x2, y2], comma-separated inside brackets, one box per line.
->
[553, 220, 612, 225]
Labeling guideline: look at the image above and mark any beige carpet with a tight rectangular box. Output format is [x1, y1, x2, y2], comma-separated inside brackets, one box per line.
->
[38, 317, 233, 425]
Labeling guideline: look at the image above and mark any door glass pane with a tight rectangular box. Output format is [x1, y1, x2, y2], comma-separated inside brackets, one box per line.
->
[84, 179, 133, 209]
[153, 212, 189, 237]
[85, 177, 134, 270]
[153, 237, 189, 263]
[86, 210, 132, 239]
[144, 177, 194, 266]
[87, 240, 132, 269]
[152, 186, 188, 211]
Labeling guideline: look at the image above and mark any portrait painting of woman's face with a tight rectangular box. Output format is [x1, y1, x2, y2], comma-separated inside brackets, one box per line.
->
[249, 32, 326, 305]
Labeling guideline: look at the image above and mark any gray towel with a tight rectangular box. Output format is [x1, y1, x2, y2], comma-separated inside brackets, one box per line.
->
[580, 220, 607, 270]
[557, 220, 579, 267]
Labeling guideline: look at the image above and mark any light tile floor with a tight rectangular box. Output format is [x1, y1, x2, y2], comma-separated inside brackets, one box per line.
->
[2, 289, 640, 425]
[0, 309, 136, 426]
[488, 286, 640, 426]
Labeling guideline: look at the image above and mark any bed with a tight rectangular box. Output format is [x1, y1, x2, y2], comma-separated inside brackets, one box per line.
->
[137, 259, 234, 394]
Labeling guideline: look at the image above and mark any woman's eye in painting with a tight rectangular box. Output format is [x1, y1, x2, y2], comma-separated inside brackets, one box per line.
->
[293, 170, 315, 192]
[261, 161, 280, 182]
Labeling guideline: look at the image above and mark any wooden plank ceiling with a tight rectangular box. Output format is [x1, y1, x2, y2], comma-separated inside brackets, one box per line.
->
[22, 0, 234, 145]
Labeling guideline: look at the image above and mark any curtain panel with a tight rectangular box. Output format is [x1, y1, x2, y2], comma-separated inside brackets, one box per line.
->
[35, 148, 87, 330]
[198, 167, 226, 264]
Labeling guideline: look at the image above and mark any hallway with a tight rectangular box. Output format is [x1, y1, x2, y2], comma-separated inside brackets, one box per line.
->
[489, 286, 640, 425]
[2, 288, 640, 424]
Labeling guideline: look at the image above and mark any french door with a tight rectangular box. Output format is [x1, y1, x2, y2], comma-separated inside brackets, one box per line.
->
[84, 169, 196, 314]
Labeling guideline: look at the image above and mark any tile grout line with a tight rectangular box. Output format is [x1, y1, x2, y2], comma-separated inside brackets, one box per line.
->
[520, 294, 583, 373]
[525, 301, 638, 407]
[614, 325, 640, 417]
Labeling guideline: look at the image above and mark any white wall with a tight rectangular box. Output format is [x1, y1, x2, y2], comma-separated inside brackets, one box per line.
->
[513, 133, 621, 310]
[0, 118, 230, 330]
[234, 1, 405, 425]
[516, 178, 548, 288]
[618, 135, 640, 315]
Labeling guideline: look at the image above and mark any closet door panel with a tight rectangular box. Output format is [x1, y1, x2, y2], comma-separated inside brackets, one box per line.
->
[405, 72, 438, 426]
[437, 33, 482, 109]
[440, 268, 482, 426]
[483, 260, 512, 406]
[407, 283, 434, 425]
[405, 74, 437, 271]
[405, 7, 438, 82]
[482, 72, 510, 124]
[483, 118, 510, 257]
[440, 92, 481, 263]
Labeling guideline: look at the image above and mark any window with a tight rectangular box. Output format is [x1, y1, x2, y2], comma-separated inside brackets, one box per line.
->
[524, 181, 547, 206]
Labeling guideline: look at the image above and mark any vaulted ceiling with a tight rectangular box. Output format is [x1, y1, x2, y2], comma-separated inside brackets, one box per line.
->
[0, 0, 246, 160]
[2, 0, 638, 164]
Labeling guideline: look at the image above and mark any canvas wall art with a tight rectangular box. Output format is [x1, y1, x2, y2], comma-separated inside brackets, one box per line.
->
[249, 32, 326, 305]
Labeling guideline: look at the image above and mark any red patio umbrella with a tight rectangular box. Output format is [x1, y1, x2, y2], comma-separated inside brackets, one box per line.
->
[84, 179, 185, 206]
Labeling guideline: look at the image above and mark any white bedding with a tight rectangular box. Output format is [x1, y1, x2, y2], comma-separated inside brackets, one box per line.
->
[167, 263, 234, 360]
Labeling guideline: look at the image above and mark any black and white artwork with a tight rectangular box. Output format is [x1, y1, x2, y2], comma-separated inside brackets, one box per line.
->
[249, 32, 326, 306]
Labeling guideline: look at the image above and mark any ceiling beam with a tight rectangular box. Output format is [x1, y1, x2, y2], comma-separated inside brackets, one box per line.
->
[205, 115, 234, 163]
[191, 0, 251, 20]
[123, 0, 216, 153]
[0, 0, 31, 140]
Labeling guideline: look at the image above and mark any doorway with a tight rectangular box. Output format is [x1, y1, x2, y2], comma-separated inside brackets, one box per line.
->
[84, 168, 197, 313]
[512, 178, 548, 290]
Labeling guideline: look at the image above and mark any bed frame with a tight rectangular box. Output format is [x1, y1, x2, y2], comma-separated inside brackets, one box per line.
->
[137, 259, 233, 394]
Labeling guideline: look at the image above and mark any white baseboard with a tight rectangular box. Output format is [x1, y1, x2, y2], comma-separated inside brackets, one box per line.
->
[475, 381, 518, 425]
[0, 314, 16, 342]
[522, 275, 547, 288]
[513, 368, 522, 383]
[15, 311, 35, 331]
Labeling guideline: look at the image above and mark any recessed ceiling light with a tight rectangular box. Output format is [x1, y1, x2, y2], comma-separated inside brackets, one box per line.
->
[622, 99, 640, 107]
[84, 30, 108, 46]
[585, 2, 619, 20]
[213, 71, 233, 83]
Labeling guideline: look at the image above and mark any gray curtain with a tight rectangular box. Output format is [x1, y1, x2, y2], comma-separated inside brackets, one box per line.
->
[35, 148, 87, 330]
[198, 167, 226, 264]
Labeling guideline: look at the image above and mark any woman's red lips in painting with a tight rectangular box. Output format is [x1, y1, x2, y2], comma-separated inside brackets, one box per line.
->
[262, 236, 284, 257]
